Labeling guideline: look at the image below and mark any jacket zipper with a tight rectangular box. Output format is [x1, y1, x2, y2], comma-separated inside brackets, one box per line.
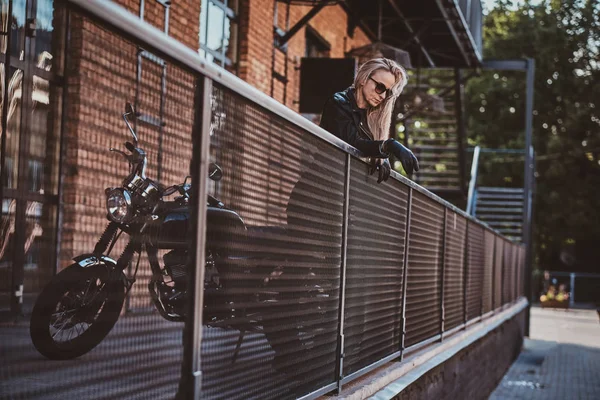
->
[358, 120, 374, 140]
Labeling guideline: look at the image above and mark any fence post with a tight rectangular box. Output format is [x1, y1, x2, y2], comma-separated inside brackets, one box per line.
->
[570, 273, 575, 308]
[186, 75, 213, 399]
[335, 153, 351, 393]
[463, 222, 470, 327]
[479, 228, 484, 320]
[399, 187, 413, 360]
[500, 241, 504, 308]
[440, 208, 448, 340]
[491, 235, 497, 312]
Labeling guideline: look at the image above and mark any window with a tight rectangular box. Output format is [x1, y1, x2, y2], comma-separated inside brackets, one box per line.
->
[27, 160, 43, 193]
[305, 26, 330, 58]
[199, 0, 239, 71]
[2, 157, 13, 190]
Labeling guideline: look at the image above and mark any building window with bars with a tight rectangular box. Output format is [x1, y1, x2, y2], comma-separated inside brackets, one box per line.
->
[199, 0, 239, 71]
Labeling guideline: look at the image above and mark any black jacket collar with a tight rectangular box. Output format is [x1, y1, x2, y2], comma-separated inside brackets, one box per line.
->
[345, 87, 365, 113]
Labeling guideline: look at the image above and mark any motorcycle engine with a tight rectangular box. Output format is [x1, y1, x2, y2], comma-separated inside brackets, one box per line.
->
[163, 250, 188, 288]
[163, 249, 220, 289]
[158, 249, 221, 322]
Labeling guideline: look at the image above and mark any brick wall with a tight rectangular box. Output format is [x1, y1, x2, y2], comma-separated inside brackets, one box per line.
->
[60, 3, 198, 311]
[393, 309, 526, 400]
[58, 0, 371, 307]
[239, 1, 371, 111]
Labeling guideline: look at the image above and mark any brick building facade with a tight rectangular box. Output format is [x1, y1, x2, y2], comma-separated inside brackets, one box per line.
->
[61, 0, 372, 253]
[51, 0, 374, 308]
[238, 0, 370, 109]
[107, 0, 372, 109]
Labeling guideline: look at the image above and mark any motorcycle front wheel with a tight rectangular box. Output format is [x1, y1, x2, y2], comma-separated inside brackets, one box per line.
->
[30, 264, 126, 360]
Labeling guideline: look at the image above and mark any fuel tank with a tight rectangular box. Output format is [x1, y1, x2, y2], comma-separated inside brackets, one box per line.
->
[151, 205, 246, 250]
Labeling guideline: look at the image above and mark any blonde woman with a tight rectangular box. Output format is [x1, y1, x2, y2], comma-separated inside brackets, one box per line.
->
[320, 57, 419, 182]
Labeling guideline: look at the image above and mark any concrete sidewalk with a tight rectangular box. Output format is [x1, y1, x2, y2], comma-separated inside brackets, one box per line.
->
[489, 306, 600, 400]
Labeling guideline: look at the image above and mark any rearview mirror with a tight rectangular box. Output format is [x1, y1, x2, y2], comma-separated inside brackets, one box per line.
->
[208, 163, 223, 182]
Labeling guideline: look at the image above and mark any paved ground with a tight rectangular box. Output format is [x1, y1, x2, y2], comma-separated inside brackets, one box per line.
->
[4, 305, 598, 399]
[0, 311, 297, 400]
[489, 306, 600, 400]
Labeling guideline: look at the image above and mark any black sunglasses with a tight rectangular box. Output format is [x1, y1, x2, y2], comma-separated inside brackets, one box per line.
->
[369, 77, 393, 97]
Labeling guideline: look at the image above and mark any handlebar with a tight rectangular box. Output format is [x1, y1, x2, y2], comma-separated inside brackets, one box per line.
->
[162, 183, 190, 198]
[113, 103, 221, 202]
[110, 140, 148, 179]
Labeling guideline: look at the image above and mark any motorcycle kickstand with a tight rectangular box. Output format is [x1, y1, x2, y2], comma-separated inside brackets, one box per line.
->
[231, 329, 246, 364]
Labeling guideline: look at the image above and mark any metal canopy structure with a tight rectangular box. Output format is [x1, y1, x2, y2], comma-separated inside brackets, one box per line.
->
[344, 0, 483, 68]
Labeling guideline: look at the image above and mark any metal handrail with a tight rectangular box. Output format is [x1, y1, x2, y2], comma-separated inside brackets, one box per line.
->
[466, 145, 480, 215]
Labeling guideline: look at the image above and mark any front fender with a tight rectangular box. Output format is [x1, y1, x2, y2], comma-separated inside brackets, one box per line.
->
[73, 254, 118, 268]
[72, 254, 128, 289]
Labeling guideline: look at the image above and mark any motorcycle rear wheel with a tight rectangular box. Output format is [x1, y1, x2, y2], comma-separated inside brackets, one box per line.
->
[30, 264, 126, 360]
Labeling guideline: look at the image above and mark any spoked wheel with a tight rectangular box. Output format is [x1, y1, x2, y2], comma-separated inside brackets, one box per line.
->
[30, 264, 126, 360]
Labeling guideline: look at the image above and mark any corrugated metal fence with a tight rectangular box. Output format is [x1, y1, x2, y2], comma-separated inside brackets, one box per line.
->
[1, 2, 526, 400]
[70, 2, 526, 398]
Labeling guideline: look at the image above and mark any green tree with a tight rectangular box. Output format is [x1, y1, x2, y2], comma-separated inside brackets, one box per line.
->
[465, 0, 600, 272]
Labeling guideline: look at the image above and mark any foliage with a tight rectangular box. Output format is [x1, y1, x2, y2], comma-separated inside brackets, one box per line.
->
[465, 0, 600, 272]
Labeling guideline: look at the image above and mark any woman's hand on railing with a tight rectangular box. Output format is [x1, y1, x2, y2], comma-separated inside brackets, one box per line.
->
[383, 139, 419, 175]
[370, 158, 391, 183]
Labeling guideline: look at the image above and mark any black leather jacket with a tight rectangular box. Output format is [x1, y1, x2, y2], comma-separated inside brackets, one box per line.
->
[320, 87, 388, 158]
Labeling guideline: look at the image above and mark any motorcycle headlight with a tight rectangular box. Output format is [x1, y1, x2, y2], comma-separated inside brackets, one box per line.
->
[106, 188, 132, 223]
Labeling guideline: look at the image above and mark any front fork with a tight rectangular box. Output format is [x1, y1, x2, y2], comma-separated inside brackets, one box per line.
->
[95, 223, 178, 317]
[90, 222, 139, 296]
[93, 222, 119, 256]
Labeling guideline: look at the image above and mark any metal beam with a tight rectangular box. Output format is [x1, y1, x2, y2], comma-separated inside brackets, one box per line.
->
[522, 58, 535, 336]
[340, 1, 379, 41]
[275, 2, 327, 48]
[427, 49, 464, 63]
[385, 0, 435, 67]
[399, 22, 432, 49]
[434, 0, 471, 67]
[455, 68, 467, 195]
[466, 148, 526, 154]
[450, 0, 482, 62]
[482, 59, 529, 71]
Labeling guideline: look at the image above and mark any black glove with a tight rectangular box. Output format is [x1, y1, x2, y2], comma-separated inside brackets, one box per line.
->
[384, 139, 419, 175]
[369, 158, 391, 183]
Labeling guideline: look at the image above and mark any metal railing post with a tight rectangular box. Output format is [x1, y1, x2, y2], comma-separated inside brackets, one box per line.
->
[570, 273, 575, 308]
[54, 5, 71, 277]
[480, 243, 485, 319]
[335, 153, 351, 393]
[523, 58, 535, 335]
[463, 222, 470, 326]
[188, 75, 213, 400]
[501, 240, 505, 308]
[399, 187, 413, 360]
[491, 234, 497, 312]
[440, 208, 448, 340]
[455, 68, 467, 194]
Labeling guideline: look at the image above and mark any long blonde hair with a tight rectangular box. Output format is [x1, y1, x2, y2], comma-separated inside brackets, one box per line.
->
[353, 58, 408, 141]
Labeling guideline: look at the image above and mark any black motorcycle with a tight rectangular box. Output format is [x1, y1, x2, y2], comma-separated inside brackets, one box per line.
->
[30, 104, 332, 362]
